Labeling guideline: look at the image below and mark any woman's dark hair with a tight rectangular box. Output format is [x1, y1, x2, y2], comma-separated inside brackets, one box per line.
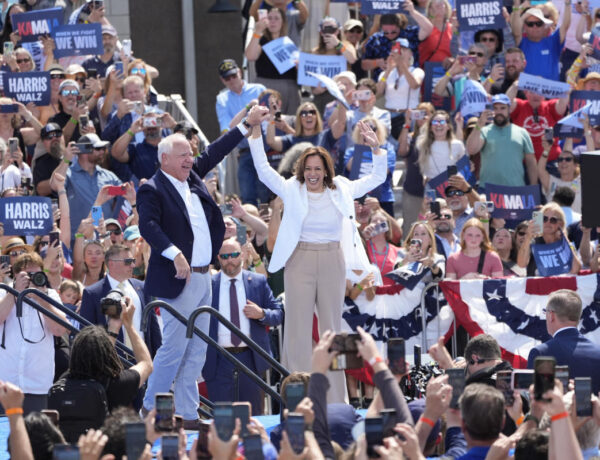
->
[22, 412, 66, 460]
[69, 325, 123, 381]
[264, 7, 287, 41]
[0, 4, 23, 47]
[294, 146, 336, 190]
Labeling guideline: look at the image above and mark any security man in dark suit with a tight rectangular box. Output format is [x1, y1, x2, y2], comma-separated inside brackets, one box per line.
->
[527, 289, 600, 394]
[202, 238, 283, 415]
[138, 106, 269, 427]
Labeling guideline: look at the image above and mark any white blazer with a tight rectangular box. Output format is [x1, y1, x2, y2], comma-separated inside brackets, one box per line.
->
[248, 136, 388, 273]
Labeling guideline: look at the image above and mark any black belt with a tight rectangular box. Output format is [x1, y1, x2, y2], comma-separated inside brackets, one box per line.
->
[191, 265, 210, 274]
[225, 346, 249, 354]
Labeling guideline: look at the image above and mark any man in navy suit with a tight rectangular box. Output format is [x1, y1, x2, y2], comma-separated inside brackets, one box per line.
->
[80, 243, 162, 358]
[527, 289, 600, 393]
[138, 107, 269, 426]
[202, 238, 283, 415]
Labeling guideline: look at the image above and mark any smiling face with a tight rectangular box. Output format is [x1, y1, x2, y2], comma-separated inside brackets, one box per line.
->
[303, 154, 326, 192]
[298, 103, 318, 133]
[504, 51, 525, 80]
[463, 226, 484, 251]
[15, 50, 33, 72]
[431, 114, 449, 139]
[161, 138, 194, 182]
[59, 84, 79, 112]
[557, 152, 576, 179]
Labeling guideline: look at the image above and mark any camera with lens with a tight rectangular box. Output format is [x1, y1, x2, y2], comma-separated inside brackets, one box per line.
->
[29, 271, 49, 288]
[100, 289, 124, 319]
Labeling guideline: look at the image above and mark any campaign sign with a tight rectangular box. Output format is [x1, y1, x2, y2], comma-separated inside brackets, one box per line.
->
[531, 236, 573, 276]
[423, 62, 452, 112]
[11, 7, 63, 43]
[51, 23, 103, 58]
[262, 36, 298, 75]
[0, 197, 53, 236]
[361, 0, 407, 14]
[297, 53, 347, 87]
[349, 144, 372, 180]
[2, 72, 50, 105]
[456, 0, 503, 31]
[385, 263, 428, 290]
[518, 73, 570, 99]
[427, 155, 476, 198]
[307, 71, 351, 109]
[555, 102, 590, 138]
[589, 25, 600, 61]
[486, 183, 540, 220]
[460, 79, 488, 117]
[569, 91, 600, 126]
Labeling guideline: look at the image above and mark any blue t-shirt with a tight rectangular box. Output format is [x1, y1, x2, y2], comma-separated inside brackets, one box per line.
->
[519, 29, 562, 81]
[343, 141, 396, 202]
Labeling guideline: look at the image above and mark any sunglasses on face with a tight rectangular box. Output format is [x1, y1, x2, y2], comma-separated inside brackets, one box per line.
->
[60, 89, 79, 97]
[446, 190, 464, 197]
[16, 58, 31, 64]
[543, 216, 559, 224]
[44, 131, 62, 140]
[517, 231, 527, 236]
[439, 214, 453, 220]
[431, 119, 447, 126]
[348, 27, 363, 34]
[50, 74, 65, 80]
[480, 37, 496, 42]
[110, 258, 136, 265]
[131, 68, 147, 76]
[9, 250, 25, 257]
[525, 21, 544, 27]
[300, 109, 317, 117]
[468, 51, 485, 57]
[74, 77, 86, 83]
[108, 228, 122, 235]
[219, 251, 241, 260]
[557, 157, 574, 163]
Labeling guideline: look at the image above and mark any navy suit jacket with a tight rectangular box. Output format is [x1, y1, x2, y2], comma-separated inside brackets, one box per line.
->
[137, 128, 244, 299]
[527, 328, 600, 393]
[202, 270, 283, 382]
[79, 277, 162, 358]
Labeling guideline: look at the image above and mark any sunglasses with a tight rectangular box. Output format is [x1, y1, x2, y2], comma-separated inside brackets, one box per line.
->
[74, 76, 86, 83]
[50, 73, 65, 80]
[300, 109, 317, 117]
[347, 27, 363, 33]
[44, 131, 62, 140]
[543, 216, 559, 224]
[431, 119, 447, 126]
[16, 58, 31, 64]
[131, 67, 147, 76]
[468, 51, 485, 57]
[110, 258, 136, 265]
[446, 190, 464, 197]
[557, 157, 574, 163]
[219, 251, 241, 260]
[480, 37, 496, 42]
[60, 89, 79, 97]
[439, 214, 453, 220]
[525, 21, 544, 27]
[9, 250, 25, 257]
[108, 228, 122, 235]
[39, 241, 49, 247]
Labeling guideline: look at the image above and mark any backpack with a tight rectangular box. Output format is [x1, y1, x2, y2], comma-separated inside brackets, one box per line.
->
[47, 378, 109, 443]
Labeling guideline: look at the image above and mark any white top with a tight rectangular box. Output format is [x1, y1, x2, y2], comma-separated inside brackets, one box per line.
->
[422, 139, 465, 179]
[0, 289, 62, 394]
[160, 170, 212, 266]
[217, 271, 250, 347]
[299, 191, 342, 243]
[0, 164, 20, 192]
[379, 67, 424, 111]
[546, 175, 581, 214]
[107, 274, 144, 340]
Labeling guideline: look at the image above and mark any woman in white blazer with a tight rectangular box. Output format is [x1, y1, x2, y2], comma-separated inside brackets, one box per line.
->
[248, 120, 387, 402]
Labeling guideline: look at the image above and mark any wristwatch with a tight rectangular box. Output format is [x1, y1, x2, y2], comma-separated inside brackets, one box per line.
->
[241, 117, 251, 130]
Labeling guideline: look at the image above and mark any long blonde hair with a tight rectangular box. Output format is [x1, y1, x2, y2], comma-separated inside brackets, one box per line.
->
[416, 110, 456, 174]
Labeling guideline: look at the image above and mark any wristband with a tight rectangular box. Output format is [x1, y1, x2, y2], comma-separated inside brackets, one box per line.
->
[252, 32, 261, 39]
[551, 411, 569, 422]
[479, 218, 490, 223]
[5, 408, 23, 416]
[335, 42, 343, 51]
[58, 190, 66, 196]
[465, 186, 473, 193]
[245, 104, 251, 111]
[355, 283, 363, 291]
[131, 203, 136, 208]
[368, 356, 384, 366]
[340, 45, 346, 53]
[75, 233, 85, 239]
[445, 71, 452, 78]
[516, 414, 525, 426]
[380, 76, 386, 82]
[488, 77, 495, 84]
[420, 416, 436, 428]
[107, 331, 119, 339]
[127, 129, 134, 137]
[253, 259, 262, 267]
[475, 125, 482, 131]
[69, 117, 78, 125]
[93, 92, 102, 99]
[63, 157, 71, 165]
[523, 413, 540, 426]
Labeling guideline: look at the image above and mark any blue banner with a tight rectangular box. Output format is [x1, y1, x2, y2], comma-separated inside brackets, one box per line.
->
[427, 155, 476, 198]
[423, 62, 452, 112]
[531, 236, 573, 276]
[555, 102, 591, 138]
[456, 0, 504, 31]
[385, 263, 429, 290]
[361, 0, 407, 14]
[349, 144, 372, 180]
[2, 71, 51, 105]
[11, 7, 63, 43]
[262, 36, 298, 75]
[518, 73, 570, 99]
[460, 79, 488, 118]
[570, 91, 600, 126]
[297, 53, 347, 87]
[51, 23, 103, 58]
[589, 25, 600, 61]
[0, 197, 53, 236]
[486, 183, 540, 220]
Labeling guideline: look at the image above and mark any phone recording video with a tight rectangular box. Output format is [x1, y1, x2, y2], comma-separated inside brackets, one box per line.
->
[196, 421, 211, 459]
[365, 417, 383, 458]
[287, 414, 305, 455]
[387, 338, 405, 375]
[284, 382, 306, 412]
[447, 368, 465, 409]
[329, 333, 362, 370]
[534, 357, 555, 401]
[233, 402, 251, 438]
[495, 370, 514, 406]
[52, 445, 79, 460]
[575, 377, 592, 417]
[213, 402, 235, 441]
[161, 435, 179, 460]
[125, 422, 146, 460]
[154, 393, 175, 432]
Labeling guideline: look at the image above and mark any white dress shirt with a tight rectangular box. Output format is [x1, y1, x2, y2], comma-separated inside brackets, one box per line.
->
[160, 170, 212, 267]
[217, 271, 250, 347]
[107, 274, 144, 340]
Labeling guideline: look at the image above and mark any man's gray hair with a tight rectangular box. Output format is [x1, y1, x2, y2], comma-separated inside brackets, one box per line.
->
[157, 133, 189, 165]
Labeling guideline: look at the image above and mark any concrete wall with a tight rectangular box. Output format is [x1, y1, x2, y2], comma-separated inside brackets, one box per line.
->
[103, 0, 131, 39]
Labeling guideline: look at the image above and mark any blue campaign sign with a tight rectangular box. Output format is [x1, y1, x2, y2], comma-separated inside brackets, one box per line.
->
[262, 37, 298, 75]
[456, 0, 504, 31]
[12, 7, 63, 43]
[427, 155, 476, 198]
[52, 23, 103, 58]
[307, 71, 351, 109]
[423, 62, 452, 112]
[349, 144, 372, 180]
[385, 263, 428, 290]
[518, 73, 570, 99]
[460, 79, 488, 118]
[297, 53, 347, 87]
[531, 236, 573, 276]
[589, 25, 600, 61]
[570, 90, 600, 126]
[0, 197, 53, 236]
[2, 71, 51, 106]
[361, 0, 407, 14]
[487, 183, 540, 221]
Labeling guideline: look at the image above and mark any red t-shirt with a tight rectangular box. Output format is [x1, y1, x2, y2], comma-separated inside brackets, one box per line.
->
[446, 250, 503, 279]
[366, 242, 400, 287]
[511, 99, 562, 161]
[418, 23, 453, 68]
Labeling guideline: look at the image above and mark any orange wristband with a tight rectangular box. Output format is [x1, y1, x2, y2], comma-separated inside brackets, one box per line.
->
[516, 414, 525, 426]
[253, 33, 261, 39]
[550, 411, 568, 422]
[420, 416, 436, 428]
[5, 407, 23, 416]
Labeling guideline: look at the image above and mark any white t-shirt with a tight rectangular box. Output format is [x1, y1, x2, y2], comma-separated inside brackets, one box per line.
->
[379, 67, 425, 111]
[299, 190, 342, 243]
[0, 164, 21, 192]
[422, 139, 465, 179]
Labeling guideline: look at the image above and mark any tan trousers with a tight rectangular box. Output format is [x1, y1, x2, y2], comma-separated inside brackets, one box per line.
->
[282, 242, 348, 403]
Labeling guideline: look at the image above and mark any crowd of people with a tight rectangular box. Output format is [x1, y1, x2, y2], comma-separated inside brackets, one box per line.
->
[0, 0, 600, 458]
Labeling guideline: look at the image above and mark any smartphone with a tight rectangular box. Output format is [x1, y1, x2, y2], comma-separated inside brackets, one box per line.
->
[410, 238, 422, 251]
[174, 415, 183, 432]
[3, 41, 13, 56]
[458, 55, 477, 65]
[53, 445, 80, 460]
[321, 25, 337, 34]
[556, 365, 569, 391]
[485, 102, 494, 111]
[87, 68, 98, 79]
[115, 61, 124, 77]
[575, 377, 592, 417]
[161, 435, 179, 460]
[142, 116, 161, 128]
[352, 89, 372, 101]
[387, 338, 405, 375]
[107, 185, 126, 196]
[412, 109, 425, 120]
[414, 345, 421, 368]
[0, 254, 10, 266]
[91, 206, 102, 227]
[447, 368, 465, 409]
[42, 409, 60, 426]
[534, 356, 555, 401]
[447, 165, 457, 177]
[287, 414, 305, 455]
[544, 127, 554, 143]
[125, 422, 147, 460]
[425, 188, 436, 201]
[243, 434, 264, 460]
[233, 402, 250, 438]
[532, 210, 543, 231]
[258, 203, 269, 218]
[430, 201, 441, 218]
[329, 333, 362, 370]
[214, 402, 235, 441]
[74, 142, 93, 154]
[236, 223, 247, 245]
[496, 370, 515, 406]
[258, 8, 268, 20]
[485, 201, 495, 212]
[196, 421, 211, 459]
[49, 230, 60, 247]
[365, 417, 383, 458]
[79, 114, 89, 127]
[285, 382, 306, 412]
[155, 393, 175, 432]
[8, 137, 18, 154]
[473, 202, 487, 215]
[512, 369, 534, 390]
[0, 104, 17, 113]
[121, 38, 132, 57]
[380, 408, 397, 438]
[220, 203, 233, 216]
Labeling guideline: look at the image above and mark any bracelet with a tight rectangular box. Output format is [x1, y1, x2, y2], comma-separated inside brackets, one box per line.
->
[550, 411, 569, 422]
[131, 203, 136, 208]
[515, 414, 525, 426]
[335, 42, 343, 51]
[5, 407, 23, 416]
[253, 259, 262, 267]
[488, 77, 495, 84]
[465, 186, 473, 193]
[252, 32, 261, 39]
[127, 129, 134, 137]
[479, 218, 490, 223]
[93, 92, 102, 99]
[107, 331, 119, 339]
[445, 71, 452, 78]
[58, 190, 66, 195]
[245, 104, 251, 111]
[576, 57, 583, 63]
[340, 45, 346, 53]
[69, 117, 78, 125]
[63, 157, 71, 165]
[368, 356, 384, 366]
[475, 125, 482, 131]
[420, 416, 436, 428]
[355, 283, 363, 291]
[403, 124, 410, 130]
[75, 233, 85, 239]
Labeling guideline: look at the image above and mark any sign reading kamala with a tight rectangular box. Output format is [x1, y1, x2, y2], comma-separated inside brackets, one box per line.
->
[427, 155, 476, 198]
[0, 197, 53, 235]
[518, 73, 570, 99]
[51, 23, 103, 58]
[531, 236, 573, 277]
[361, 0, 407, 14]
[11, 7, 63, 43]
[297, 53, 347, 87]
[2, 72, 51, 105]
[456, 0, 503, 31]
[487, 184, 540, 220]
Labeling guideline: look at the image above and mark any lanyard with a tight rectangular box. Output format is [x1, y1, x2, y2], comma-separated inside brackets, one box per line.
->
[368, 240, 389, 274]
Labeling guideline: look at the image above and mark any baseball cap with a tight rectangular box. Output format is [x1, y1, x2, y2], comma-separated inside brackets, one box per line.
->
[48, 63, 65, 75]
[78, 133, 110, 149]
[218, 59, 239, 78]
[334, 70, 357, 87]
[41, 123, 62, 139]
[343, 19, 363, 31]
[491, 94, 511, 106]
[104, 218, 122, 231]
[65, 64, 86, 76]
[174, 120, 199, 136]
[101, 24, 118, 36]
[124, 225, 141, 241]
[523, 8, 553, 25]
[58, 79, 79, 92]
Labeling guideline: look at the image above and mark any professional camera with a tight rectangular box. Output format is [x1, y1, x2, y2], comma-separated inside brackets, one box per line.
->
[29, 271, 49, 288]
[100, 289, 124, 319]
